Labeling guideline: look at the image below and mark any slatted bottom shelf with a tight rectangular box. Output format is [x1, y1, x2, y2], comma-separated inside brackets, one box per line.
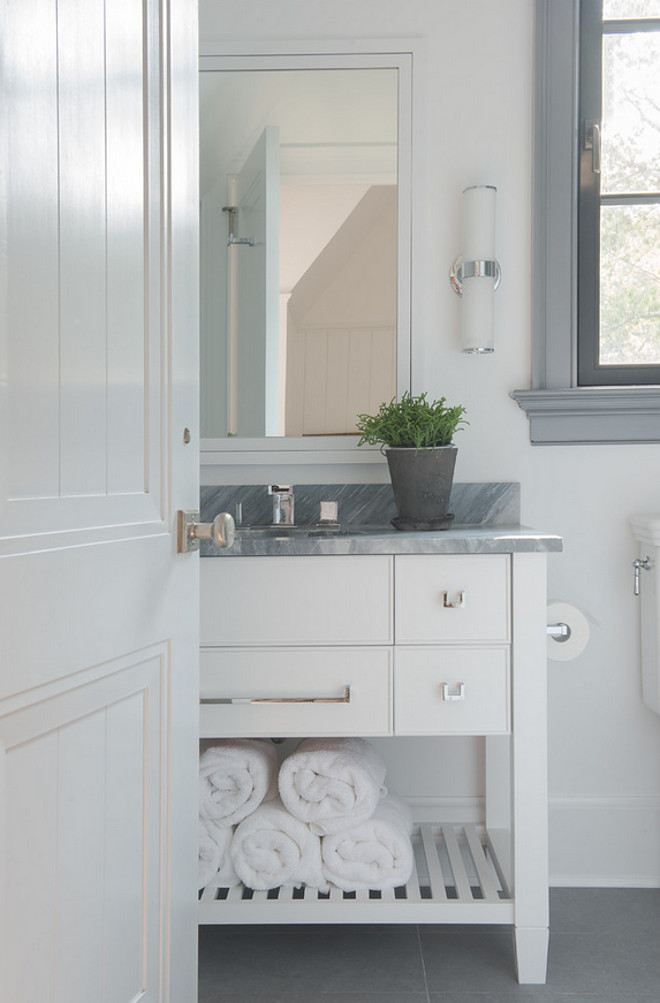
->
[199, 823, 513, 925]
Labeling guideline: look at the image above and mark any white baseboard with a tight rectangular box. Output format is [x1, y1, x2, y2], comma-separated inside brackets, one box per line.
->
[404, 795, 660, 888]
[550, 875, 659, 888]
[406, 795, 484, 824]
[549, 796, 660, 888]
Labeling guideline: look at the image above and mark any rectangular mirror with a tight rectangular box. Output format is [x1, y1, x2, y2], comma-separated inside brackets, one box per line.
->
[199, 46, 412, 461]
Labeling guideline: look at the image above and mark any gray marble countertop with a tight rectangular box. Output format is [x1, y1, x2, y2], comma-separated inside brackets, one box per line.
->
[206, 523, 563, 557]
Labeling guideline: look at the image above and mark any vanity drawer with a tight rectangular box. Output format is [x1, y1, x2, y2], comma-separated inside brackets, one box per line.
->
[199, 647, 392, 737]
[394, 555, 510, 643]
[394, 646, 510, 735]
[201, 555, 393, 646]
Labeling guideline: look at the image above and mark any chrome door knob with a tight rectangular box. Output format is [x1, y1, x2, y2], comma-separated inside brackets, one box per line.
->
[177, 510, 235, 553]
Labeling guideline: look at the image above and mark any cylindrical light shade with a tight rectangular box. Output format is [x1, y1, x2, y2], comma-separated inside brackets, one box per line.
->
[460, 184, 497, 354]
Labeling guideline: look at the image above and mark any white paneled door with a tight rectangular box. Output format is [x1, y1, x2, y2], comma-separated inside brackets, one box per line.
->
[0, 1, 200, 1001]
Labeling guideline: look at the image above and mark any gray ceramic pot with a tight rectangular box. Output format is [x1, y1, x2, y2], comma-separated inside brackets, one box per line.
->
[385, 446, 457, 530]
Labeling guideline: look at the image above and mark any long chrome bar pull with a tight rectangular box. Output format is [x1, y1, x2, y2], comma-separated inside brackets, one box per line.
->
[200, 686, 352, 706]
[177, 510, 235, 553]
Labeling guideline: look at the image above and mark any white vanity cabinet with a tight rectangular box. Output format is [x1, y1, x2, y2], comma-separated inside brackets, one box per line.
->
[393, 554, 511, 736]
[199, 546, 551, 985]
[200, 555, 394, 737]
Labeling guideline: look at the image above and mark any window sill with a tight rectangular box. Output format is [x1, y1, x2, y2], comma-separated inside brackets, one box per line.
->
[511, 387, 660, 444]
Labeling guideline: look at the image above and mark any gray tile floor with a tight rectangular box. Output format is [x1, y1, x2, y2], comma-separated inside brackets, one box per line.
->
[198, 889, 660, 1002]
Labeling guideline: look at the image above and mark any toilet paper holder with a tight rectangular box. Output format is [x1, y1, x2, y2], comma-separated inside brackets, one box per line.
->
[547, 621, 571, 643]
[546, 602, 590, 660]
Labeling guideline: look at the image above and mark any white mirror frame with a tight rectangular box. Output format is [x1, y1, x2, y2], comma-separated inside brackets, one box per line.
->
[198, 38, 417, 469]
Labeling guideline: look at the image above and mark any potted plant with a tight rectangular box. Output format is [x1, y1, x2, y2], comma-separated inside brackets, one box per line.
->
[356, 392, 468, 530]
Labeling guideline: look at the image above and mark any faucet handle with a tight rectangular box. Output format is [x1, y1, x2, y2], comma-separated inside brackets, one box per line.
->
[268, 484, 292, 495]
[319, 500, 339, 524]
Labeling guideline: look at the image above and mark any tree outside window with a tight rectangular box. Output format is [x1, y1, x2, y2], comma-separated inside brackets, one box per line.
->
[579, 0, 660, 384]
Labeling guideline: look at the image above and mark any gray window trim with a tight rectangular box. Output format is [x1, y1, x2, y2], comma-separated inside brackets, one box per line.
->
[511, 0, 660, 445]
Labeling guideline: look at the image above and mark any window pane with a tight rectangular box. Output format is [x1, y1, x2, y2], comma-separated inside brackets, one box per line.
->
[603, 0, 660, 17]
[601, 31, 660, 194]
[599, 203, 660, 364]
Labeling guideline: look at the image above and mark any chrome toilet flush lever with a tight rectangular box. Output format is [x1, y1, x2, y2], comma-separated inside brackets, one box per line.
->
[633, 556, 654, 596]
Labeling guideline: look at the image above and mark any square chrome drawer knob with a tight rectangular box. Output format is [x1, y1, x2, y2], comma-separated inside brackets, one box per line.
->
[440, 682, 466, 702]
[442, 591, 466, 609]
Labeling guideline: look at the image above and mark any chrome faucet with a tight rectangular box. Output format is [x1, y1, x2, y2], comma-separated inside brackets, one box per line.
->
[268, 484, 295, 526]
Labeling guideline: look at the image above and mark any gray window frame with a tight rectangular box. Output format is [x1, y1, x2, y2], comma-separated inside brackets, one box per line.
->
[511, 0, 660, 444]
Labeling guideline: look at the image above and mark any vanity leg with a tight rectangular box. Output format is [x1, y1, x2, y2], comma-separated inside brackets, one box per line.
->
[511, 554, 549, 984]
[514, 926, 549, 984]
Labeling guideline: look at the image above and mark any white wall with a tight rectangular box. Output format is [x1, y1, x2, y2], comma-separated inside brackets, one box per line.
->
[199, 0, 660, 886]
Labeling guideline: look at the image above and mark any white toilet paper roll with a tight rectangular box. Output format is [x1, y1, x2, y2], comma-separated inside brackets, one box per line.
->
[547, 601, 590, 661]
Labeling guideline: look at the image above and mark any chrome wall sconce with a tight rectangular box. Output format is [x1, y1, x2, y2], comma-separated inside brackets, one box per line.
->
[450, 184, 501, 354]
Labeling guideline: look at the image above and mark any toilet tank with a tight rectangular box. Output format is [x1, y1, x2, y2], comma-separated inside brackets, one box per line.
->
[631, 516, 660, 715]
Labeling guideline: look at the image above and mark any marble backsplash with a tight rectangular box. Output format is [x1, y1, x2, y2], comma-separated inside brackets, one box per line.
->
[200, 482, 520, 531]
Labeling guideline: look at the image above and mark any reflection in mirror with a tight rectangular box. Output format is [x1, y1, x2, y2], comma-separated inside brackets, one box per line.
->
[199, 67, 399, 438]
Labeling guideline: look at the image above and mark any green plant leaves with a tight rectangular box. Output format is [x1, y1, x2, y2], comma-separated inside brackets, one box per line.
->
[356, 392, 468, 450]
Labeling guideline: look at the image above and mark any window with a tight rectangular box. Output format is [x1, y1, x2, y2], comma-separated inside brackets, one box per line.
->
[578, 0, 660, 385]
[512, 0, 660, 443]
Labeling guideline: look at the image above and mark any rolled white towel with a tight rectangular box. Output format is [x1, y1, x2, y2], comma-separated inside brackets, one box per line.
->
[231, 798, 328, 892]
[199, 738, 278, 828]
[198, 817, 239, 890]
[278, 737, 387, 835]
[321, 794, 414, 891]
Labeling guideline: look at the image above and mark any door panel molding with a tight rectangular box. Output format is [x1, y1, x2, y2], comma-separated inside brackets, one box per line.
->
[1, 0, 168, 555]
[0, 645, 168, 1001]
